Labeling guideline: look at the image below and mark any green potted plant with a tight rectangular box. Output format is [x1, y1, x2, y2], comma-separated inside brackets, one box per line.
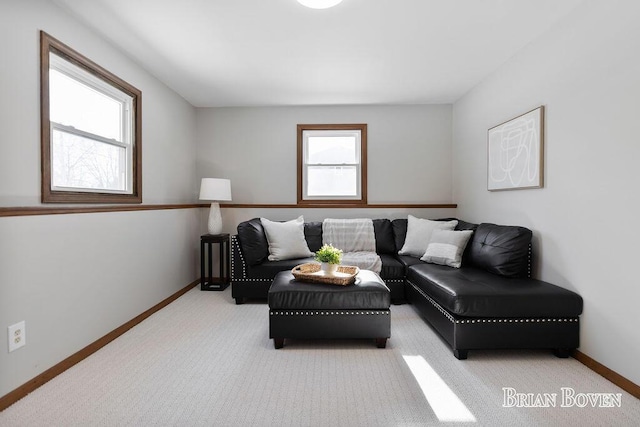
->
[315, 244, 343, 275]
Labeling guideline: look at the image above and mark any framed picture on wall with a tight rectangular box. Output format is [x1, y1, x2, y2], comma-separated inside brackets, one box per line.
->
[487, 106, 544, 191]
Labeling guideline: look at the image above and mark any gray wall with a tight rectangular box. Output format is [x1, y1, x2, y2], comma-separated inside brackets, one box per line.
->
[196, 105, 456, 230]
[452, 0, 640, 385]
[0, 1, 200, 396]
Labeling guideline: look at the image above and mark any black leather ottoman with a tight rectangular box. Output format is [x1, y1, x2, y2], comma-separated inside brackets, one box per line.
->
[268, 270, 391, 349]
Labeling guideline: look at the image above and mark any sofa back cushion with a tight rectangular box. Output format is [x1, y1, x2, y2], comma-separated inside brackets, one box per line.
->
[454, 219, 479, 232]
[453, 219, 479, 264]
[237, 217, 490, 267]
[373, 219, 396, 254]
[237, 218, 270, 266]
[391, 218, 408, 254]
[238, 218, 323, 265]
[305, 222, 323, 252]
[466, 223, 532, 277]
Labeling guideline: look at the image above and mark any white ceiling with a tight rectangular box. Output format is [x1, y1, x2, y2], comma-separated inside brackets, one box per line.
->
[53, 0, 584, 107]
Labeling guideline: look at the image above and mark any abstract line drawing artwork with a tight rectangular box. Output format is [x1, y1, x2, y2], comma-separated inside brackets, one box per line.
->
[487, 106, 544, 191]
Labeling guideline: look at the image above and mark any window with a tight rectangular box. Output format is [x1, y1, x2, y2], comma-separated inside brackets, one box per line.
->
[297, 124, 367, 205]
[40, 31, 142, 203]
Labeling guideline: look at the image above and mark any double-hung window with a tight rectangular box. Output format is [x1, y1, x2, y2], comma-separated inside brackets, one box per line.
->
[41, 32, 142, 203]
[297, 124, 367, 205]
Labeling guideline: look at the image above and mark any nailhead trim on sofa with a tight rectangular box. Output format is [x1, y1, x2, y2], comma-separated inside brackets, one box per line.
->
[231, 235, 246, 278]
[270, 310, 390, 316]
[408, 280, 456, 322]
[231, 236, 274, 283]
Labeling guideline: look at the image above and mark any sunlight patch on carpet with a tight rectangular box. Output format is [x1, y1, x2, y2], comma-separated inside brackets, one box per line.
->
[403, 355, 476, 423]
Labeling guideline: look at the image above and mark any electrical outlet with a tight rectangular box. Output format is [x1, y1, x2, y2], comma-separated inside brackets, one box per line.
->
[8, 321, 26, 352]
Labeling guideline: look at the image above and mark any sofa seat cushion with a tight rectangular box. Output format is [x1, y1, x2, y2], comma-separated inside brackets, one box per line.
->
[379, 254, 405, 280]
[247, 257, 316, 279]
[407, 263, 583, 318]
[397, 255, 424, 273]
[269, 270, 390, 310]
[340, 251, 382, 274]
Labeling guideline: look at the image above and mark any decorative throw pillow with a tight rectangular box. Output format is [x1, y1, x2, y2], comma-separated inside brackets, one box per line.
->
[398, 215, 458, 258]
[421, 229, 474, 268]
[260, 216, 314, 261]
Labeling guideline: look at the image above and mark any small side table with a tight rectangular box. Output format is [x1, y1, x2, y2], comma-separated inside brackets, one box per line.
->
[200, 233, 230, 291]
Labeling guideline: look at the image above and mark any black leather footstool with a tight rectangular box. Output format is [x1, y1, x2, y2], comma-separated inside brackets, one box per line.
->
[268, 270, 391, 349]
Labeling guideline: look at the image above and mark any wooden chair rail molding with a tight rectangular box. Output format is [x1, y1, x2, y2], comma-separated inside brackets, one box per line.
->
[0, 203, 457, 217]
[0, 204, 203, 218]
[218, 203, 458, 209]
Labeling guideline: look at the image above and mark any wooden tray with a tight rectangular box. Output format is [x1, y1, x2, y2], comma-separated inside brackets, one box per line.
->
[291, 263, 359, 286]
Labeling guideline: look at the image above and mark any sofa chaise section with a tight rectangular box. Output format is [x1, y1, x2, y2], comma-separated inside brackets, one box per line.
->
[401, 221, 583, 359]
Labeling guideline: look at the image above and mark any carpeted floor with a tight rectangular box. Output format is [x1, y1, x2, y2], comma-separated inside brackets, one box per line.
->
[1, 288, 639, 426]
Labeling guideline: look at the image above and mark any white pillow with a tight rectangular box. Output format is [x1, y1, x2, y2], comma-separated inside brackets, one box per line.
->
[260, 216, 314, 261]
[421, 229, 474, 268]
[398, 215, 458, 258]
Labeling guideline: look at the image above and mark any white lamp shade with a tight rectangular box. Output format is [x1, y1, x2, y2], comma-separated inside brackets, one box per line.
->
[199, 178, 232, 201]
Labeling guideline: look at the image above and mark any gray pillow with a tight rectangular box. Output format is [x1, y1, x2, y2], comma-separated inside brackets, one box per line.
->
[421, 229, 474, 268]
[260, 216, 314, 261]
[398, 215, 458, 258]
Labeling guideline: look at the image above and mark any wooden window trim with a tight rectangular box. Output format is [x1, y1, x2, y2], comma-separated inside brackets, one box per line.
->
[297, 123, 367, 206]
[40, 31, 142, 204]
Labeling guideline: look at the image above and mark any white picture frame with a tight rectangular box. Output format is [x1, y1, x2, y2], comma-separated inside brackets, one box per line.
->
[487, 106, 544, 191]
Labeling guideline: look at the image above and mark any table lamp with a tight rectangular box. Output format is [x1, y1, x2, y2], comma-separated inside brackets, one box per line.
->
[199, 178, 232, 234]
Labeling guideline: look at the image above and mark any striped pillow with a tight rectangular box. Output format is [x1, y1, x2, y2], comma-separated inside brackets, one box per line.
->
[421, 229, 474, 268]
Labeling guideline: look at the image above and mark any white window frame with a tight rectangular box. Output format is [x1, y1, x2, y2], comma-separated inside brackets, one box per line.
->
[297, 124, 367, 205]
[41, 31, 142, 204]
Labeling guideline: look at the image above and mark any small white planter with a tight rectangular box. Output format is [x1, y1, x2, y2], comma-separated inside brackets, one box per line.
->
[321, 262, 339, 276]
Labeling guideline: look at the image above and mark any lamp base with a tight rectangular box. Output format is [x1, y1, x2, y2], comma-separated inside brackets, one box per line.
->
[207, 202, 223, 234]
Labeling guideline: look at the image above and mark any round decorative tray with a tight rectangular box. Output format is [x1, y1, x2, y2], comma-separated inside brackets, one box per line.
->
[291, 263, 360, 286]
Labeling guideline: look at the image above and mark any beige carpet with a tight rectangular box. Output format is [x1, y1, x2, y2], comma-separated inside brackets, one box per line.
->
[1, 288, 639, 426]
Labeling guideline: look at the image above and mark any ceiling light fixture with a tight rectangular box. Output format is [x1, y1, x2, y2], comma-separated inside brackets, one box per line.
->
[297, 0, 343, 10]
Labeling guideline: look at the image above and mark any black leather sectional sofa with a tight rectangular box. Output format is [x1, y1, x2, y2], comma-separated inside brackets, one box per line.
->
[231, 217, 583, 359]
